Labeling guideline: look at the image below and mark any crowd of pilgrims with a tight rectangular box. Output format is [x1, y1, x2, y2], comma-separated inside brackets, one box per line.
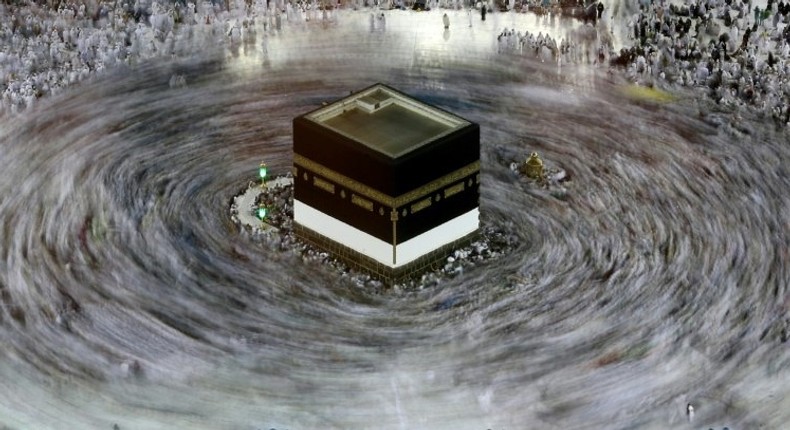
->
[497, 0, 790, 125]
[1, 0, 789, 125]
[615, 0, 790, 124]
[0, 0, 300, 114]
[497, 27, 611, 65]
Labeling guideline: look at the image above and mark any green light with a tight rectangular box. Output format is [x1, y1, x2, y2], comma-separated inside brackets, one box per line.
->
[259, 164, 267, 179]
[257, 207, 267, 220]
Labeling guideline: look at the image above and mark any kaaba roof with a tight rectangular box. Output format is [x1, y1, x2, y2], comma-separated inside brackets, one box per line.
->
[304, 84, 471, 158]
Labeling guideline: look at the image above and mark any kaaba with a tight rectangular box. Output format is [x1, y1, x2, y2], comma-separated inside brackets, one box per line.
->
[293, 83, 480, 283]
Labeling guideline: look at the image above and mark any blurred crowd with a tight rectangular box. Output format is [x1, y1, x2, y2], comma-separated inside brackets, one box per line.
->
[1, 0, 789, 125]
[614, 0, 790, 124]
[0, 0, 278, 114]
[496, 0, 789, 125]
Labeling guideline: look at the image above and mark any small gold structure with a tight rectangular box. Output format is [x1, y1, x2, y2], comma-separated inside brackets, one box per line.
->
[522, 152, 544, 179]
